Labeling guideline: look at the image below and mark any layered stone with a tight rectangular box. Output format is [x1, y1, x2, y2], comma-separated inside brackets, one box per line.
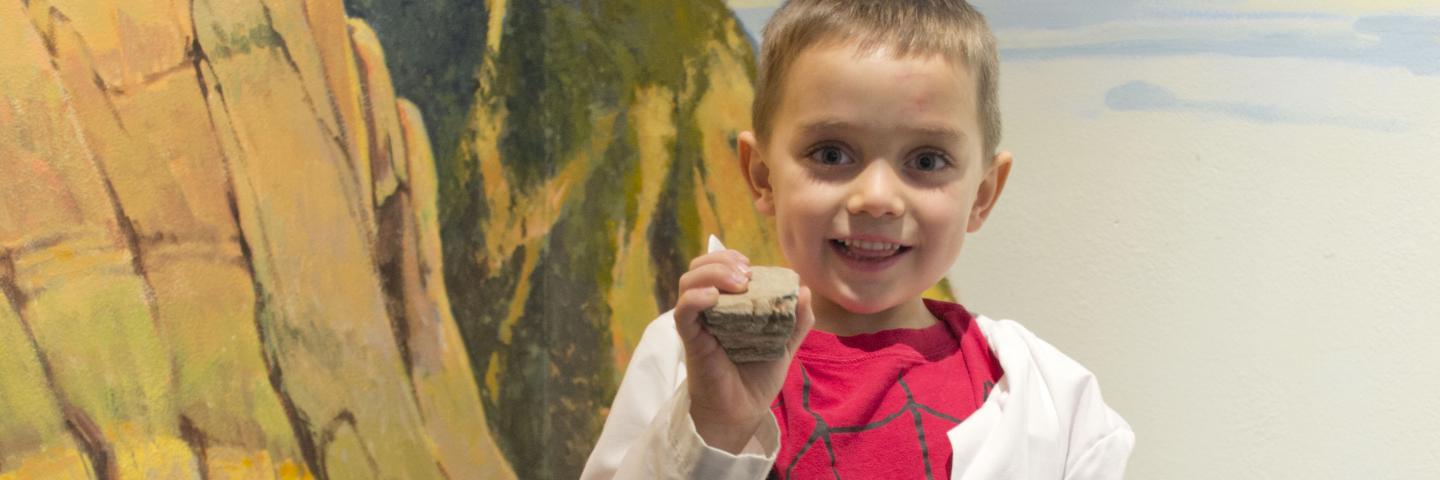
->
[703, 266, 800, 363]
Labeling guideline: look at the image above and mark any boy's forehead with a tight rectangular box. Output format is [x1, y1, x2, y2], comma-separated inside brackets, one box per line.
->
[797, 117, 970, 146]
[803, 39, 974, 75]
[788, 42, 976, 101]
[774, 42, 982, 138]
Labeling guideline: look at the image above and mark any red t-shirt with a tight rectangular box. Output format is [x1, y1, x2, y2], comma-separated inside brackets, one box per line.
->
[769, 299, 1003, 479]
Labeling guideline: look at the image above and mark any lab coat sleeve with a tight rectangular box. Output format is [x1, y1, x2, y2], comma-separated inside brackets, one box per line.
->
[1064, 425, 1135, 480]
[581, 311, 781, 480]
[1031, 328, 1134, 480]
[1012, 319, 1135, 480]
[953, 317, 1134, 480]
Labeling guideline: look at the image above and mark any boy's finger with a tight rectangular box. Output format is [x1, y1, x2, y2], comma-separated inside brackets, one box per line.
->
[786, 286, 815, 355]
[688, 249, 751, 272]
[673, 286, 719, 346]
[678, 262, 750, 294]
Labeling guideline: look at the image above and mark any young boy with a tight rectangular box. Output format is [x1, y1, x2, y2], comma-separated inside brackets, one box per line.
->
[582, 1, 1134, 478]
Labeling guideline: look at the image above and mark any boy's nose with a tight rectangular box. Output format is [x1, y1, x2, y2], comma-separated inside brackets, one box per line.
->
[846, 163, 906, 218]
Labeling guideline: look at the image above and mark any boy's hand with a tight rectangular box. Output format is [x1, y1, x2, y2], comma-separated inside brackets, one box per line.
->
[672, 249, 815, 454]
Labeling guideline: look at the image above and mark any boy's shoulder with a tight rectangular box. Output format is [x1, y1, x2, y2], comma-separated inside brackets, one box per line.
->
[949, 312, 1136, 477]
[926, 299, 1089, 375]
[970, 313, 1101, 384]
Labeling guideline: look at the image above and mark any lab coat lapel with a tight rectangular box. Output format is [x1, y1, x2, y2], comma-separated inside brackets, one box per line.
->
[947, 317, 1067, 479]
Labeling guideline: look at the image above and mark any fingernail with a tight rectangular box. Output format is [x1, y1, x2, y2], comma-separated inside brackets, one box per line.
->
[731, 273, 748, 285]
[736, 263, 751, 275]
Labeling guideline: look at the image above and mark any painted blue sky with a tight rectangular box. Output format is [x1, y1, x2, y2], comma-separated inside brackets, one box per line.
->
[728, 1, 1440, 75]
[725, 0, 1439, 131]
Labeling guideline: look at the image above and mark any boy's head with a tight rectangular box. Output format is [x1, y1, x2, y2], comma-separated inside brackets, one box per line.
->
[752, 0, 1002, 159]
[737, 0, 1012, 325]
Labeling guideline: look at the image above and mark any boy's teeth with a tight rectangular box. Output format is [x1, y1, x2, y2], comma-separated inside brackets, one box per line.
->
[841, 239, 900, 251]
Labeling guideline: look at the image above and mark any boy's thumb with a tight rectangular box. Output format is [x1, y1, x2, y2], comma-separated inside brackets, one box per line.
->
[787, 286, 815, 355]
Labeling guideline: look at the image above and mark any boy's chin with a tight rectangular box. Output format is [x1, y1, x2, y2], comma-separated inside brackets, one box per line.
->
[824, 289, 913, 315]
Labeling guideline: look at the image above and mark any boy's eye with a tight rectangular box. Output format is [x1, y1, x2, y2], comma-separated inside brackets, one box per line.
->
[809, 146, 853, 166]
[910, 151, 952, 171]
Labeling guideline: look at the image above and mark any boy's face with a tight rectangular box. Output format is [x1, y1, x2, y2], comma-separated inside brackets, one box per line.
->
[740, 41, 1012, 317]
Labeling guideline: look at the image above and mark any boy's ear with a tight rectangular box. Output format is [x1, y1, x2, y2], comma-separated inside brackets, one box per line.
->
[738, 131, 775, 215]
[967, 150, 1013, 233]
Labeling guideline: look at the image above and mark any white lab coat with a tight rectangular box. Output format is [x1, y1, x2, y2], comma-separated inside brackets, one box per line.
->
[582, 237, 1134, 479]
[579, 309, 1135, 479]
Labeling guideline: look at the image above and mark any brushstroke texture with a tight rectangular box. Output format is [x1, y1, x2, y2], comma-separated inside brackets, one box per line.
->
[0, 0, 513, 477]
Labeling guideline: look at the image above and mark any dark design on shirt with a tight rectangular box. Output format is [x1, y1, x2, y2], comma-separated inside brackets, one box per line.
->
[779, 365, 965, 480]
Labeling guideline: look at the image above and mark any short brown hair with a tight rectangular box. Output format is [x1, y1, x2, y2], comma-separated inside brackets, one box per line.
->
[752, 0, 1002, 159]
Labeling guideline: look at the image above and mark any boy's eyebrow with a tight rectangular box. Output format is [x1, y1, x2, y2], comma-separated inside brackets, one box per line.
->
[798, 118, 968, 145]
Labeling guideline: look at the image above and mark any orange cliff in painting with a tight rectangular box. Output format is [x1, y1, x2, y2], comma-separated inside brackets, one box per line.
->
[0, 0, 511, 478]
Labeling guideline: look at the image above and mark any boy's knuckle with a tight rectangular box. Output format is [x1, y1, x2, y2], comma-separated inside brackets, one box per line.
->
[693, 252, 723, 266]
[690, 264, 718, 282]
[676, 291, 701, 313]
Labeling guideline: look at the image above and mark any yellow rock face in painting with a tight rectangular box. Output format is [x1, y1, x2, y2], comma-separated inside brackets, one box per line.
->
[0, 0, 512, 478]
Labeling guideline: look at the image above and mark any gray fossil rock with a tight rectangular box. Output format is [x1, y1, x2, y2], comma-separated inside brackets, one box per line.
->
[702, 266, 800, 362]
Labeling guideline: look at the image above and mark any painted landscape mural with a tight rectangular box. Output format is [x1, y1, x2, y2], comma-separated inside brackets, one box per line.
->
[0, 0, 514, 477]
[0, 0, 958, 478]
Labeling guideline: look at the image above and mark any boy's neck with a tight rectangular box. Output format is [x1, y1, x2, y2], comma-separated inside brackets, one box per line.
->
[810, 295, 937, 337]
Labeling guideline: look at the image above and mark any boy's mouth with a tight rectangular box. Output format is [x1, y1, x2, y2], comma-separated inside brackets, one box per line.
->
[829, 238, 912, 261]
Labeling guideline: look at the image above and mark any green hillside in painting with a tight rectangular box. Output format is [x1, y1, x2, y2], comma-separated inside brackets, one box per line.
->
[346, 0, 783, 477]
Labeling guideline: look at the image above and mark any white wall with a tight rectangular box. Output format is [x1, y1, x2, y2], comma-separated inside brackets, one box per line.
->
[950, 54, 1440, 479]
